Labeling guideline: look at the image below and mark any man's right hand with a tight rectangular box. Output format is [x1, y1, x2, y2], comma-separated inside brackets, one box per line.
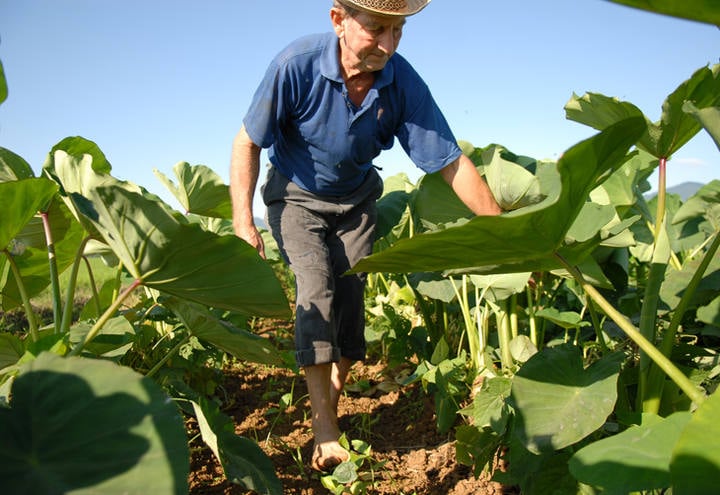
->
[235, 223, 266, 259]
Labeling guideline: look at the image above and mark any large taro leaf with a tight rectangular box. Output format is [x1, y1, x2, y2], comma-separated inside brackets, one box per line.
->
[606, 0, 720, 26]
[2, 198, 86, 311]
[509, 344, 624, 454]
[154, 161, 232, 218]
[0, 59, 6, 106]
[375, 173, 414, 243]
[0, 178, 58, 252]
[75, 184, 290, 317]
[47, 149, 290, 318]
[352, 117, 646, 275]
[683, 101, 720, 151]
[163, 297, 290, 367]
[565, 64, 720, 159]
[569, 412, 692, 492]
[0, 146, 35, 182]
[192, 397, 282, 495]
[0, 352, 189, 495]
[670, 389, 720, 493]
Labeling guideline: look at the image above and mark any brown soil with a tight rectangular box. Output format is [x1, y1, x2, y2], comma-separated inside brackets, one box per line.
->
[187, 359, 517, 495]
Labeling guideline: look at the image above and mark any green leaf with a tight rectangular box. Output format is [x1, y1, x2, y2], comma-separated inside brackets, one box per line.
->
[684, 102, 720, 151]
[460, 376, 512, 433]
[671, 390, 720, 493]
[163, 297, 288, 367]
[69, 316, 136, 358]
[49, 136, 112, 175]
[49, 149, 290, 317]
[606, 0, 720, 26]
[154, 161, 232, 218]
[331, 461, 359, 485]
[192, 397, 282, 495]
[469, 272, 532, 303]
[673, 179, 720, 229]
[483, 147, 545, 211]
[0, 179, 58, 251]
[0, 59, 7, 105]
[352, 118, 646, 275]
[0, 147, 35, 182]
[455, 425, 503, 477]
[0, 352, 189, 494]
[2, 199, 86, 311]
[566, 65, 720, 158]
[510, 345, 623, 453]
[569, 412, 691, 492]
[0, 333, 24, 370]
[535, 307, 590, 329]
[659, 251, 720, 312]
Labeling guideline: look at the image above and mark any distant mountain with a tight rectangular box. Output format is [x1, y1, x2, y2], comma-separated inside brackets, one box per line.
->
[646, 181, 704, 201]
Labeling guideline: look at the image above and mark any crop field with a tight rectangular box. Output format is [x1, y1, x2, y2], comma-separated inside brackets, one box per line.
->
[1, 3, 719, 495]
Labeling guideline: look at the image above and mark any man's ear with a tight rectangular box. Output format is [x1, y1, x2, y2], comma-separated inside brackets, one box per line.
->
[330, 7, 345, 37]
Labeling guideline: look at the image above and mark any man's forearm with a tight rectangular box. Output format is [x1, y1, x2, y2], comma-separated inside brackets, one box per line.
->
[440, 154, 501, 216]
[230, 126, 262, 233]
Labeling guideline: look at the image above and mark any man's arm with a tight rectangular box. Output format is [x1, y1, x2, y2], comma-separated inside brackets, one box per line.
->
[230, 126, 265, 257]
[440, 154, 502, 216]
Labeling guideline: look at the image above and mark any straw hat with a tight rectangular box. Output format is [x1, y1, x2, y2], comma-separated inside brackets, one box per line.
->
[338, 0, 430, 16]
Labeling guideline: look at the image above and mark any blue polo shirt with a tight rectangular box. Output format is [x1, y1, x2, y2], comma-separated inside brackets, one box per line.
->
[243, 32, 462, 196]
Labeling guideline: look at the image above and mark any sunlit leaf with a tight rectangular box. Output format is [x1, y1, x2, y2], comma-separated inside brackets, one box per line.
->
[154, 161, 232, 218]
[0, 179, 57, 251]
[683, 102, 720, 151]
[2, 199, 86, 311]
[0, 147, 35, 182]
[352, 118, 646, 275]
[566, 65, 720, 158]
[606, 0, 720, 26]
[0, 59, 7, 106]
[47, 149, 290, 318]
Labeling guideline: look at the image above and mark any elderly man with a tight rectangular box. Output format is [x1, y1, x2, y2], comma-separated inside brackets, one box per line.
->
[230, 0, 500, 472]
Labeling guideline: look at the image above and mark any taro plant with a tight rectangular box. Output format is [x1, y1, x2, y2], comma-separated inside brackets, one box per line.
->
[353, 52, 720, 493]
[0, 56, 293, 493]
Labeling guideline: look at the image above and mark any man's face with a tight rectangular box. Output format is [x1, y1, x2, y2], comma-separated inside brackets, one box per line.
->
[337, 10, 405, 73]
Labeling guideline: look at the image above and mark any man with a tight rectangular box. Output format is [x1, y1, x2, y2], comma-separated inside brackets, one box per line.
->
[230, 0, 501, 472]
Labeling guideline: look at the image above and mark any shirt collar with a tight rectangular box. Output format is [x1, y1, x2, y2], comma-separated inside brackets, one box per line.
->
[320, 32, 395, 89]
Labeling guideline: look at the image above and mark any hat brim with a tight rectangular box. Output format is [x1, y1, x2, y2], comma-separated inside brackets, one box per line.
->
[338, 0, 430, 17]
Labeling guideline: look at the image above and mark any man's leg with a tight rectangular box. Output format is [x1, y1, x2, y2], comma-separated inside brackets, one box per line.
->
[330, 356, 353, 414]
[306, 363, 350, 471]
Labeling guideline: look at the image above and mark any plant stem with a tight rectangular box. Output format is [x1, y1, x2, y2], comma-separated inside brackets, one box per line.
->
[3, 248, 39, 341]
[496, 302, 513, 374]
[555, 253, 705, 406]
[645, 230, 720, 411]
[586, 298, 609, 354]
[145, 333, 191, 378]
[82, 255, 102, 315]
[653, 157, 667, 242]
[69, 278, 142, 356]
[526, 285, 539, 348]
[60, 236, 90, 335]
[40, 210, 61, 334]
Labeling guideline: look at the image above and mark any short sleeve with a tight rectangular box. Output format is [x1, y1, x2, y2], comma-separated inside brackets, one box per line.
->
[396, 87, 462, 174]
[242, 60, 287, 149]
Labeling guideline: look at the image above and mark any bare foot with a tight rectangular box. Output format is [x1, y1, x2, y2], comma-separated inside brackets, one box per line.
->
[311, 439, 349, 472]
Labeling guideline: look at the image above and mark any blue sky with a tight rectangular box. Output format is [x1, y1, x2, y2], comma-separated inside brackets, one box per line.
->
[1, 0, 718, 214]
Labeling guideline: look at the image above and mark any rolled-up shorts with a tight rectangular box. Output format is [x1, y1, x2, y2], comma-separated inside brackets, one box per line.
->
[261, 166, 384, 367]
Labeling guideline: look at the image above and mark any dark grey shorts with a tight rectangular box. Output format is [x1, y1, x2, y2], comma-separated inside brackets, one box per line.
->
[261, 167, 384, 367]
